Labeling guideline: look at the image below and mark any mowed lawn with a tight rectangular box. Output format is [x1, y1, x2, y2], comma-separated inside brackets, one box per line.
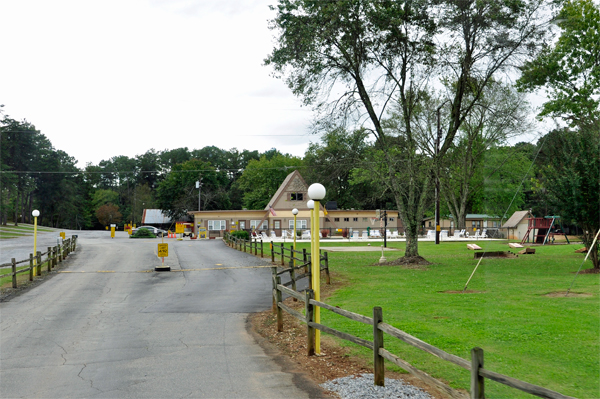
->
[280, 240, 598, 398]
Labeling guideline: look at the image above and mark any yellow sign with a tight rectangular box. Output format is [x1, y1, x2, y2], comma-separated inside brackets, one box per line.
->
[198, 227, 207, 239]
[60, 232, 66, 239]
[158, 243, 168, 257]
[175, 223, 184, 234]
[110, 227, 115, 238]
[436, 225, 441, 232]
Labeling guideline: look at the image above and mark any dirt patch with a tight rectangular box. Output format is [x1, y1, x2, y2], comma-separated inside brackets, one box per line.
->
[576, 268, 600, 274]
[249, 274, 452, 399]
[376, 256, 432, 268]
[474, 251, 517, 259]
[440, 290, 485, 294]
[544, 291, 593, 298]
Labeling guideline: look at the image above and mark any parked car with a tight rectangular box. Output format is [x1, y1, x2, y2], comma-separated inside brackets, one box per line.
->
[132, 226, 167, 237]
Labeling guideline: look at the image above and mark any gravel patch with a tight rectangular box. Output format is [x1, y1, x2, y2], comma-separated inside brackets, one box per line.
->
[321, 373, 433, 399]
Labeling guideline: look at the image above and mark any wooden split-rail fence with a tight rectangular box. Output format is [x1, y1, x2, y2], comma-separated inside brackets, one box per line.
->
[224, 232, 331, 290]
[0, 236, 77, 289]
[272, 266, 576, 399]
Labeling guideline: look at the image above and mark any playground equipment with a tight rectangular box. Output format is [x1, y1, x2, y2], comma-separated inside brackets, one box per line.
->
[521, 216, 570, 245]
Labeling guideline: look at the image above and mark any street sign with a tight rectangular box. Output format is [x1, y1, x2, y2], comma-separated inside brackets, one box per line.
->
[60, 232, 65, 239]
[157, 243, 168, 257]
[175, 223, 184, 234]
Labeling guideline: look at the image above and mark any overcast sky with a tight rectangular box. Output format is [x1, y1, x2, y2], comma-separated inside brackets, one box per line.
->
[0, 0, 316, 167]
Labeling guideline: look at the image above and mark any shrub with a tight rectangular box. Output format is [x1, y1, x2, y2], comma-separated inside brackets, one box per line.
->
[231, 230, 250, 240]
[130, 228, 156, 239]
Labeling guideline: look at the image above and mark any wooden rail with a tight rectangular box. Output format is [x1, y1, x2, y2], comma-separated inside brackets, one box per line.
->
[1, 236, 77, 288]
[271, 278, 576, 399]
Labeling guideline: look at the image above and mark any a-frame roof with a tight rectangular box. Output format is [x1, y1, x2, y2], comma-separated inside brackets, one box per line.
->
[502, 210, 532, 228]
[264, 170, 309, 210]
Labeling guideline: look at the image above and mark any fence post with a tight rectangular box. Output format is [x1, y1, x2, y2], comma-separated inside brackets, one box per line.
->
[58, 243, 63, 263]
[260, 239, 263, 258]
[271, 241, 275, 263]
[306, 289, 315, 356]
[470, 347, 484, 399]
[37, 251, 42, 276]
[307, 254, 312, 290]
[275, 275, 283, 332]
[302, 248, 308, 274]
[29, 254, 34, 281]
[289, 245, 297, 300]
[254, 238, 258, 256]
[323, 251, 330, 284]
[281, 243, 285, 266]
[53, 246, 58, 267]
[373, 306, 385, 386]
[47, 247, 52, 272]
[271, 267, 278, 313]
[11, 258, 17, 288]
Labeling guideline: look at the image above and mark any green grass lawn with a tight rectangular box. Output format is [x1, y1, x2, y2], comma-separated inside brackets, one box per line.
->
[267, 240, 598, 398]
[0, 224, 57, 239]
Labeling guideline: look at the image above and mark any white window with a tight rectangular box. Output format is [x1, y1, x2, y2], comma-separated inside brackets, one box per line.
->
[289, 219, 307, 229]
[208, 220, 226, 230]
[250, 220, 268, 230]
[274, 221, 281, 229]
[239, 221, 245, 229]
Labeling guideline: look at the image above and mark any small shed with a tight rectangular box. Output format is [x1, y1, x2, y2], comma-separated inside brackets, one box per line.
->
[501, 210, 532, 240]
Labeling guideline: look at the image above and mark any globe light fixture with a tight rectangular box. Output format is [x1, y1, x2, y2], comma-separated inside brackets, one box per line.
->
[308, 183, 326, 200]
[307, 200, 314, 209]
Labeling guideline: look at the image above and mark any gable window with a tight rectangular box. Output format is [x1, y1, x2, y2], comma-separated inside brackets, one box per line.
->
[389, 218, 394, 222]
[334, 218, 340, 222]
[290, 193, 304, 201]
[344, 217, 350, 222]
[353, 217, 358, 222]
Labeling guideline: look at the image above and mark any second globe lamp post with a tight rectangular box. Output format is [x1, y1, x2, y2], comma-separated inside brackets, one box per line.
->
[307, 183, 326, 354]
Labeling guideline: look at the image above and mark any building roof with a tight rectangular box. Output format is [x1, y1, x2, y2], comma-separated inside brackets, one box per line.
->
[141, 209, 172, 225]
[264, 170, 308, 211]
[423, 214, 500, 221]
[502, 210, 532, 229]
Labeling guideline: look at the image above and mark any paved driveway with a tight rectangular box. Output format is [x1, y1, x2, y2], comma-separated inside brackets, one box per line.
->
[0, 231, 323, 398]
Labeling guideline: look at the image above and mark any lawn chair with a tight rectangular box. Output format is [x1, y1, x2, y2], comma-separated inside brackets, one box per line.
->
[301, 230, 311, 240]
[351, 230, 359, 239]
[371, 230, 382, 238]
[440, 230, 449, 239]
[481, 229, 488, 238]
[361, 230, 368, 239]
[391, 231, 399, 239]
[427, 230, 435, 239]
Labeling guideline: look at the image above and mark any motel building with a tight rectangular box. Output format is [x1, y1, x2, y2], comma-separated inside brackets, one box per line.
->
[188, 170, 401, 239]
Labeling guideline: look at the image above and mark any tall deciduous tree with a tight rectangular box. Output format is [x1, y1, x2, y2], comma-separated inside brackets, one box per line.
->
[535, 128, 599, 270]
[517, 0, 600, 127]
[96, 203, 122, 227]
[235, 154, 303, 210]
[155, 159, 231, 220]
[265, 0, 549, 257]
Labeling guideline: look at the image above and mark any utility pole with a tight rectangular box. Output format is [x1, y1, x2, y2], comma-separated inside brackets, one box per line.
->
[435, 101, 450, 245]
[196, 179, 202, 211]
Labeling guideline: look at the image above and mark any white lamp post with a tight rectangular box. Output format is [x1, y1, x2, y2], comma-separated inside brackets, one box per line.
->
[32, 210, 40, 276]
[307, 183, 326, 354]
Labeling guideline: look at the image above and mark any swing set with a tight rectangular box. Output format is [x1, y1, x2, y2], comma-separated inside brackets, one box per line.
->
[521, 215, 570, 245]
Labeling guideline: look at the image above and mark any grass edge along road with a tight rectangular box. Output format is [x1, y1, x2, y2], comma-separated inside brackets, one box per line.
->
[267, 240, 598, 399]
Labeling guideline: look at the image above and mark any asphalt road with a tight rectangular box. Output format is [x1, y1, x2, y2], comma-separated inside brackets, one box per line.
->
[0, 231, 322, 398]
